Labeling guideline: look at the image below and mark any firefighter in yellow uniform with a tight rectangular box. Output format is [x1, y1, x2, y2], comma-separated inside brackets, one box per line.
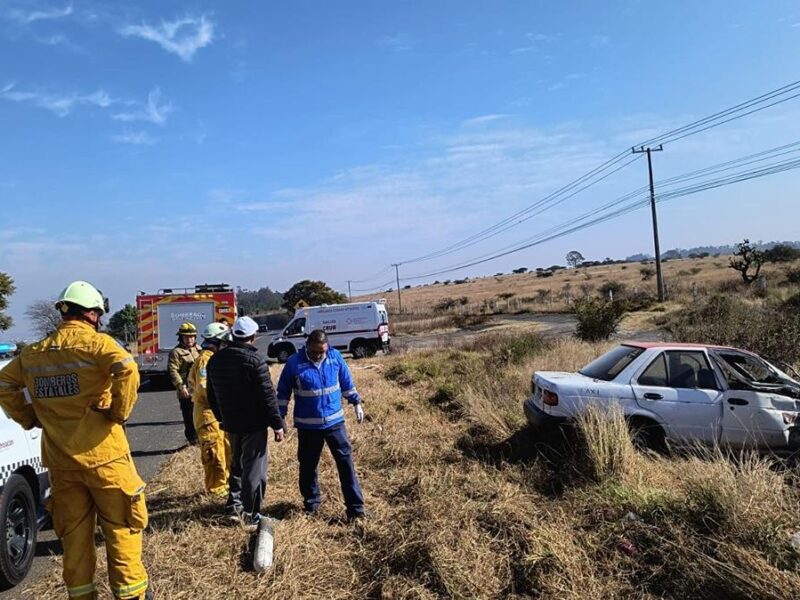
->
[188, 323, 231, 497]
[0, 281, 151, 600]
[167, 323, 200, 445]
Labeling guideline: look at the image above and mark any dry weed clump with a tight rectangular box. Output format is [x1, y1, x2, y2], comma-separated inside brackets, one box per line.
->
[573, 405, 637, 483]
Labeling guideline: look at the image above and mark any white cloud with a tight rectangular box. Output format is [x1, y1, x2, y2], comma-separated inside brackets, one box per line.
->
[111, 130, 158, 145]
[120, 15, 215, 61]
[461, 114, 512, 126]
[112, 88, 173, 125]
[8, 3, 73, 24]
[0, 85, 113, 116]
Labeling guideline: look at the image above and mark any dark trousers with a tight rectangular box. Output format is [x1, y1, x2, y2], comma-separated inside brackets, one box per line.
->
[226, 430, 268, 519]
[178, 395, 197, 443]
[297, 422, 364, 516]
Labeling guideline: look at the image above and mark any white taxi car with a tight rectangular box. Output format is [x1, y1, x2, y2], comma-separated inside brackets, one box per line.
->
[0, 357, 50, 588]
[524, 342, 800, 452]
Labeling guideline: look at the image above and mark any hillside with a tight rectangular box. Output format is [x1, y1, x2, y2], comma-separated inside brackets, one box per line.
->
[359, 256, 796, 315]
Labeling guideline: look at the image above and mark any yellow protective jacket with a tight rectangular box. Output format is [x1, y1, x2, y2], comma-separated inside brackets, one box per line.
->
[0, 320, 140, 470]
[168, 345, 200, 390]
[188, 349, 217, 429]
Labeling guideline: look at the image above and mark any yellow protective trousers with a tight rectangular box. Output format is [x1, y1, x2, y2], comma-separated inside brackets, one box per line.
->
[196, 420, 231, 497]
[49, 455, 149, 600]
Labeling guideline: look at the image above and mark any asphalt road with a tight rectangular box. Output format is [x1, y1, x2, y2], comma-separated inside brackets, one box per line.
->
[2, 379, 188, 599]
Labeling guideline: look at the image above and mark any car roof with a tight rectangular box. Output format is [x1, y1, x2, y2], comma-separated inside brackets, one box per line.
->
[623, 341, 742, 352]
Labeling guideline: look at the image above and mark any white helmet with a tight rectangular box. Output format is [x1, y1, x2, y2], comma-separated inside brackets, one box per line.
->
[202, 322, 230, 341]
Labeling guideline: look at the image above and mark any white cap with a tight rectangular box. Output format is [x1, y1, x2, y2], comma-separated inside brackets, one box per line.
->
[232, 316, 259, 338]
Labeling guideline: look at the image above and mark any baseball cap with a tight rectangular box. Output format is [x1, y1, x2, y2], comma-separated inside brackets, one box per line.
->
[232, 316, 259, 338]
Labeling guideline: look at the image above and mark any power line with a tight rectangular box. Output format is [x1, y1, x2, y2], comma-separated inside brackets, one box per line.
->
[348, 78, 800, 288]
[642, 79, 800, 146]
[390, 77, 800, 269]
[398, 150, 634, 265]
[398, 142, 800, 282]
[401, 154, 643, 264]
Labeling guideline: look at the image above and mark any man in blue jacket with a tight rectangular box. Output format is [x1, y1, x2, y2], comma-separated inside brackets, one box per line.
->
[276, 329, 366, 521]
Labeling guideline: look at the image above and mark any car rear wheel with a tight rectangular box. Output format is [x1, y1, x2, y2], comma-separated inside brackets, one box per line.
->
[0, 474, 37, 588]
[628, 418, 668, 454]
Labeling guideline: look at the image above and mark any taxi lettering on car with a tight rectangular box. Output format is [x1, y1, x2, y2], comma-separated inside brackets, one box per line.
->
[524, 342, 800, 452]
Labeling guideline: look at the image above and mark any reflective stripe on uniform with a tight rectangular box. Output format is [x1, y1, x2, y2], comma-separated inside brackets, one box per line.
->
[110, 356, 134, 374]
[342, 387, 358, 397]
[294, 408, 344, 425]
[112, 577, 148, 598]
[295, 384, 340, 398]
[277, 398, 289, 408]
[67, 582, 97, 597]
[23, 360, 95, 374]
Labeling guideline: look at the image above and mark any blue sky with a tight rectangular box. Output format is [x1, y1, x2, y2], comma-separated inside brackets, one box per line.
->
[1, 0, 800, 338]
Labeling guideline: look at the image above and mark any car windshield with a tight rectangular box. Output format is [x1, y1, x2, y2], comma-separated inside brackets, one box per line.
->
[579, 345, 644, 381]
[714, 351, 781, 385]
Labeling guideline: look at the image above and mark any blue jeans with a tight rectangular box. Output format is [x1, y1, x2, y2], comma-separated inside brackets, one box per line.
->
[297, 422, 364, 516]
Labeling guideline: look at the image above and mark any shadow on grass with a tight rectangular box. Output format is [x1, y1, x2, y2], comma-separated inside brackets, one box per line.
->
[457, 423, 582, 497]
[146, 492, 231, 530]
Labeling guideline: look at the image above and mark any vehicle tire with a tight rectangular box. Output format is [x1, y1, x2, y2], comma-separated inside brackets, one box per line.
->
[350, 340, 369, 359]
[276, 344, 295, 364]
[0, 474, 37, 588]
[628, 418, 668, 454]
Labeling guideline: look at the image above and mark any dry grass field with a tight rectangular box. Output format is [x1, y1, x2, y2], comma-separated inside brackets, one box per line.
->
[359, 256, 799, 316]
[27, 333, 800, 599]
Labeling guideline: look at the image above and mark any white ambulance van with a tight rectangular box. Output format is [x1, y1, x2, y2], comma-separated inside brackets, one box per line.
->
[267, 301, 390, 362]
[0, 357, 51, 589]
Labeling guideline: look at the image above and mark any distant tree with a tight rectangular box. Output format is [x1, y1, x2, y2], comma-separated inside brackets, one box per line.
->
[566, 250, 585, 268]
[729, 239, 764, 285]
[763, 243, 800, 263]
[236, 286, 284, 315]
[25, 299, 61, 339]
[661, 249, 682, 260]
[107, 304, 138, 342]
[281, 280, 347, 312]
[512, 267, 528, 274]
[0, 272, 14, 331]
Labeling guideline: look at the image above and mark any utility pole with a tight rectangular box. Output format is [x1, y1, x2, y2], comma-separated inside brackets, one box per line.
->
[392, 263, 403, 313]
[346, 280, 352, 302]
[632, 145, 665, 302]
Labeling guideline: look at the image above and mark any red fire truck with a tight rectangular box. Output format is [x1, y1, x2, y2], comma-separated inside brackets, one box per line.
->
[136, 284, 237, 379]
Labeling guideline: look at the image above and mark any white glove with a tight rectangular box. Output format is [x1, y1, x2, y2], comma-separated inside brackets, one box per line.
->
[354, 403, 364, 424]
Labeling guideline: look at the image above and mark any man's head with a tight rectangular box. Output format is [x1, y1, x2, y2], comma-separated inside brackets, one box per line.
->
[176, 322, 198, 348]
[231, 316, 259, 343]
[55, 281, 109, 331]
[305, 329, 329, 362]
[201, 322, 230, 352]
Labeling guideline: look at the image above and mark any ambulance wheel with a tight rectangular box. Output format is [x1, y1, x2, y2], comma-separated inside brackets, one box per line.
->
[276, 344, 295, 364]
[351, 340, 376, 359]
[0, 474, 37, 588]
